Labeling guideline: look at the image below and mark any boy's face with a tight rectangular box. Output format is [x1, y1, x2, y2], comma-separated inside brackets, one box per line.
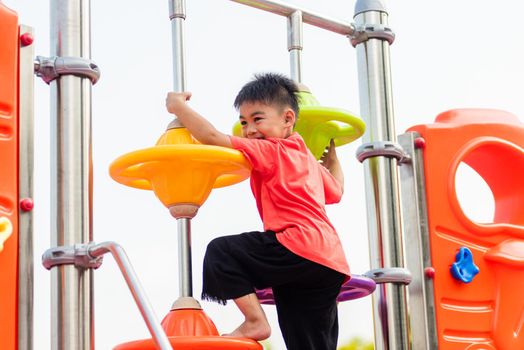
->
[238, 101, 295, 139]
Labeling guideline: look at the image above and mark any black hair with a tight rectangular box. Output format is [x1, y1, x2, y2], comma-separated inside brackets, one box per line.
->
[233, 72, 299, 116]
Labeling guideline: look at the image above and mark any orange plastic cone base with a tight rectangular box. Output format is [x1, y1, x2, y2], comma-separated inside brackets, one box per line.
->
[161, 309, 219, 336]
[114, 309, 262, 350]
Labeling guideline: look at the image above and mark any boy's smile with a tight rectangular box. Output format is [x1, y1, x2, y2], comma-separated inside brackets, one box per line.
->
[239, 101, 295, 140]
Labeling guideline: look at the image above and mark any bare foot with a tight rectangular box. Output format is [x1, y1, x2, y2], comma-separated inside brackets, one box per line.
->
[223, 319, 271, 341]
[226, 293, 271, 340]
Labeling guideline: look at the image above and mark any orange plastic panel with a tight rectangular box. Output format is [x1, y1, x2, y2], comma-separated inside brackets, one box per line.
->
[0, 3, 19, 350]
[409, 109, 524, 350]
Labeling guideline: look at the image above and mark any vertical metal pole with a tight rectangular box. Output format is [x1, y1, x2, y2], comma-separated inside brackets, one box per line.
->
[50, 1, 94, 349]
[18, 25, 35, 350]
[169, 0, 187, 93]
[177, 218, 193, 297]
[168, 0, 194, 298]
[287, 10, 303, 83]
[353, 1, 411, 349]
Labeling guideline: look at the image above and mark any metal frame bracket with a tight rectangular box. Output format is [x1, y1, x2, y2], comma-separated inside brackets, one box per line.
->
[364, 267, 412, 285]
[42, 243, 103, 270]
[356, 141, 411, 164]
[35, 56, 100, 84]
[350, 23, 395, 47]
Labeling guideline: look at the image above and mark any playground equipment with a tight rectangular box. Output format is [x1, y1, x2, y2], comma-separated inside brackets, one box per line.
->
[2, 0, 524, 349]
[293, 90, 365, 159]
[107, 2, 255, 347]
[108, 67, 258, 350]
[108, 1, 382, 347]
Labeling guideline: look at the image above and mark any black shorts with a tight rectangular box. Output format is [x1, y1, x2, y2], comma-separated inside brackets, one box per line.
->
[202, 230, 345, 350]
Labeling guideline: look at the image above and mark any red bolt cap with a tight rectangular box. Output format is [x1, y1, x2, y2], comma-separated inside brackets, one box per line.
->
[20, 198, 34, 212]
[424, 267, 435, 279]
[414, 137, 426, 149]
[20, 33, 34, 46]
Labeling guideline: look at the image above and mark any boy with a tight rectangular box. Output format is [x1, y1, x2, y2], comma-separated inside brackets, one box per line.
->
[165, 73, 350, 350]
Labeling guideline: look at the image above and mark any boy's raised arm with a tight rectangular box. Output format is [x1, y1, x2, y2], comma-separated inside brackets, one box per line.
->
[165, 92, 232, 148]
[320, 139, 344, 192]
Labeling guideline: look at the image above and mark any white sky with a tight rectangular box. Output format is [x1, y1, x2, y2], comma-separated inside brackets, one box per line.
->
[4, 0, 524, 349]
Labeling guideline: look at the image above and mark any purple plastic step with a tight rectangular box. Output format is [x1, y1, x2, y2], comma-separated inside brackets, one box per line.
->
[255, 274, 376, 305]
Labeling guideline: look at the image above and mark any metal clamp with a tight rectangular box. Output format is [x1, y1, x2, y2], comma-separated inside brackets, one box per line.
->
[356, 141, 411, 164]
[169, 0, 186, 19]
[42, 243, 103, 270]
[287, 10, 303, 51]
[350, 23, 395, 47]
[364, 267, 412, 285]
[35, 56, 100, 84]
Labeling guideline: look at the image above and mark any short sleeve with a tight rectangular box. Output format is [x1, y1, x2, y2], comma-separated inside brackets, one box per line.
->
[320, 165, 343, 204]
[230, 136, 276, 174]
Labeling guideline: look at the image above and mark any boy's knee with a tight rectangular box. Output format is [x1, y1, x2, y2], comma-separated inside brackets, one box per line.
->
[205, 236, 229, 256]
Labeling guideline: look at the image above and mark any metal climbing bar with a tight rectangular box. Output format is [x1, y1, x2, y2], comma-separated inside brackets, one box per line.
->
[47, 0, 95, 348]
[88, 242, 172, 350]
[353, 1, 411, 349]
[229, 0, 355, 36]
[167, 0, 195, 298]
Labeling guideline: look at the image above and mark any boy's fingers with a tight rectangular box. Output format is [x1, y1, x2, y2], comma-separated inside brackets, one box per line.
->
[166, 91, 192, 99]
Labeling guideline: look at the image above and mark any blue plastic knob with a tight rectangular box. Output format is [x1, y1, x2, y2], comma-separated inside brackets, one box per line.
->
[450, 247, 479, 283]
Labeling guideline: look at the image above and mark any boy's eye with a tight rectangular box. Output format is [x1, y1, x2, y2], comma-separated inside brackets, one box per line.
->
[240, 121, 247, 126]
[254, 117, 262, 122]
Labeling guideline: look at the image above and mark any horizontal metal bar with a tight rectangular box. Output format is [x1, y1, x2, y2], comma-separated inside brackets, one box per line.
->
[229, 0, 354, 36]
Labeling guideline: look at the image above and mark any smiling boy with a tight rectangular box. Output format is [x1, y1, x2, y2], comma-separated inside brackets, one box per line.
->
[166, 73, 349, 350]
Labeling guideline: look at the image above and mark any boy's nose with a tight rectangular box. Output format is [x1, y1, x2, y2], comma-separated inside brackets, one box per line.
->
[246, 124, 257, 136]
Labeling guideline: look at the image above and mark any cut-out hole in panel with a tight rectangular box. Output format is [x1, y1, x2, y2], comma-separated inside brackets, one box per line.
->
[455, 162, 495, 224]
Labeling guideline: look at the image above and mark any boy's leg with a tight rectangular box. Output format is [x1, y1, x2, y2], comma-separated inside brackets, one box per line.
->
[201, 234, 255, 305]
[201, 230, 343, 344]
[224, 293, 271, 340]
[202, 230, 312, 302]
[273, 266, 344, 350]
[201, 231, 281, 340]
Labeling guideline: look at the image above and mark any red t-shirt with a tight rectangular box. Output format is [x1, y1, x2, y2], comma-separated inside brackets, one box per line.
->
[230, 133, 350, 276]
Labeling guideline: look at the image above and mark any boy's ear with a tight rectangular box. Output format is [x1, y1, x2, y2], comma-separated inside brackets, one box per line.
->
[284, 109, 296, 126]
